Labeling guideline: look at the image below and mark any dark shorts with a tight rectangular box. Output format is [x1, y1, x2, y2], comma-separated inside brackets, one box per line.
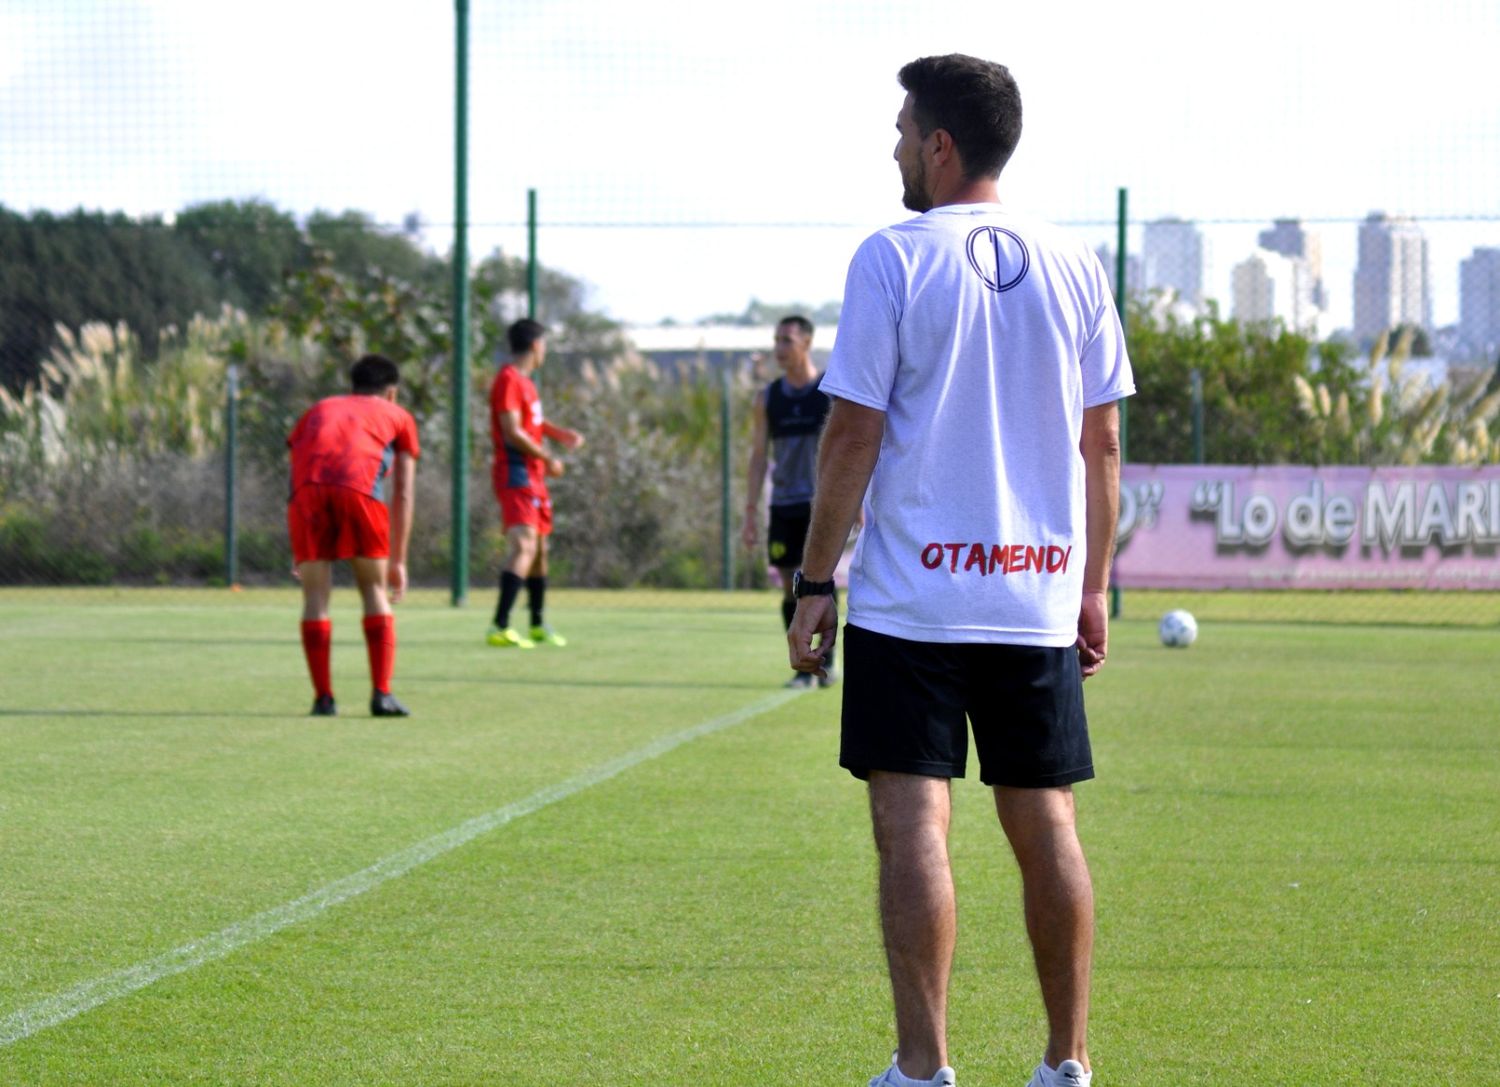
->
[839, 623, 1094, 788]
[288, 484, 389, 564]
[767, 501, 811, 569]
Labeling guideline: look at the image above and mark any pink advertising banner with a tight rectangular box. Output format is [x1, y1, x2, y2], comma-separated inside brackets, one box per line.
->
[1113, 465, 1500, 591]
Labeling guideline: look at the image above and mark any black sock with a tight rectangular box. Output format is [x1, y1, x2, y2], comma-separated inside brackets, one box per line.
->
[495, 571, 523, 628]
[526, 576, 547, 628]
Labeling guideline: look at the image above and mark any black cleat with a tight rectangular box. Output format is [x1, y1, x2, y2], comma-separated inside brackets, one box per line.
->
[370, 691, 411, 717]
[310, 694, 337, 716]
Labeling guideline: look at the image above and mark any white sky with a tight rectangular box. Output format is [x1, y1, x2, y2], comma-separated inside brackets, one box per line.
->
[2, 0, 1497, 331]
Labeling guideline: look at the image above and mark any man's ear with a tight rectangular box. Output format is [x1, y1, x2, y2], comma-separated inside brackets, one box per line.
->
[928, 127, 956, 168]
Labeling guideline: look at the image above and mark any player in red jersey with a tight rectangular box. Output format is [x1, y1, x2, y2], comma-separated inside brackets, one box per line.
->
[486, 319, 584, 649]
[287, 354, 420, 716]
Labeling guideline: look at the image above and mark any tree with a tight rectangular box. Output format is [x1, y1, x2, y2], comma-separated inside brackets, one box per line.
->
[0, 207, 219, 393]
[1125, 302, 1500, 467]
[265, 244, 625, 450]
[1124, 298, 1364, 465]
[173, 200, 306, 315]
[699, 297, 842, 327]
[306, 210, 444, 293]
[471, 250, 626, 365]
[0, 198, 630, 443]
[267, 250, 451, 428]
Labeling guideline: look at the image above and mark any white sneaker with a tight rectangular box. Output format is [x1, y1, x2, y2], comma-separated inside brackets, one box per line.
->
[1026, 1058, 1090, 1087]
[869, 1053, 956, 1087]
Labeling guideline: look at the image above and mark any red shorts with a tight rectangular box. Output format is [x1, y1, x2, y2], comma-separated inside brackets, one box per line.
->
[496, 486, 552, 535]
[288, 484, 390, 564]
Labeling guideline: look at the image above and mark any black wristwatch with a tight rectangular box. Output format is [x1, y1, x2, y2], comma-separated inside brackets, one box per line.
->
[791, 570, 837, 599]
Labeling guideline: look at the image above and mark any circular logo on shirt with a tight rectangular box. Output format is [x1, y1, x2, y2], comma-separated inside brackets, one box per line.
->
[966, 226, 1030, 293]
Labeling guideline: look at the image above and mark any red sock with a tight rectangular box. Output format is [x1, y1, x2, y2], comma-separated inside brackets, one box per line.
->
[362, 613, 396, 694]
[300, 619, 333, 699]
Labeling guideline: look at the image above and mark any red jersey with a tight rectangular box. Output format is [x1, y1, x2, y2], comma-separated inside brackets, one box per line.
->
[288, 394, 420, 501]
[489, 364, 546, 490]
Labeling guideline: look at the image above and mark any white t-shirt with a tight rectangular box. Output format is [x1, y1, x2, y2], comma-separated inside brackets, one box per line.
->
[822, 203, 1135, 646]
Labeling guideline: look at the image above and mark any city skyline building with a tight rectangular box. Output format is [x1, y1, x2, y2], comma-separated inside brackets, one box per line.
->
[1095, 244, 1142, 302]
[1142, 218, 1207, 307]
[1352, 211, 1431, 344]
[1459, 247, 1500, 361]
[1258, 219, 1327, 310]
[1103, 212, 1492, 348]
[1231, 247, 1320, 334]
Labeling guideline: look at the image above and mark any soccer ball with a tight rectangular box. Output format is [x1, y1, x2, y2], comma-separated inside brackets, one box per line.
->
[1158, 609, 1198, 648]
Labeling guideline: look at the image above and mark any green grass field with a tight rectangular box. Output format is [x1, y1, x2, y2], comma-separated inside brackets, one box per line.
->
[1, 588, 1496, 1085]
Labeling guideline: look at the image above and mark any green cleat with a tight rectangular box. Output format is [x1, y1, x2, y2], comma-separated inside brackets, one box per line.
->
[486, 626, 535, 649]
[529, 624, 568, 647]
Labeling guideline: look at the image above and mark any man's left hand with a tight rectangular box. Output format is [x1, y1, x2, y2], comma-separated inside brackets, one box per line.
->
[1077, 590, 1108, 679]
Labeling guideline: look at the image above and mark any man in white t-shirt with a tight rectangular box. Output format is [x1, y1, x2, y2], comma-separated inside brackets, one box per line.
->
[787, 54, 1133, 1087]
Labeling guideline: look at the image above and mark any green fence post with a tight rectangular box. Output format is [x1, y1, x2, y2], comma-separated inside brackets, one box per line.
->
[1191, 368, 1204, 464]
[527, 189, 538, 320]
[721, 364, 733, 590]
[450, 0, 471, 606]
[1111, 187, 1128, 619]
[1115, 186, 1129, 463]
[224, 364, 239, 587]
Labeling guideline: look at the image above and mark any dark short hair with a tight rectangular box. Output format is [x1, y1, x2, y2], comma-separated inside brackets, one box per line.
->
[350, 354, 400, 394]
[507, 318, 548, 356]
[778, 315, 814, 339]
[898, 54, 1022, 180]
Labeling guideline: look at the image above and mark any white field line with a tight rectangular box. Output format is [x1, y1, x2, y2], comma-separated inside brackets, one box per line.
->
[0, 689, 801, 1047]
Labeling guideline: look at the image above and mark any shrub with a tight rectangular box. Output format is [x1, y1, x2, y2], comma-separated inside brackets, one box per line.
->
[0, 510, 48, 582]
[0, 509, 113, 584]
[0, 316, 765, 588]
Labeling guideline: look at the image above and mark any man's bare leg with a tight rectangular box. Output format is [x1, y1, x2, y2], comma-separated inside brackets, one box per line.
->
[995, 785, 1093, 1073]
[350, 556, 392, 618]
[297, 560, 334, 620]
[870, 771, 954, 1080]
[504, 524, 539, 578]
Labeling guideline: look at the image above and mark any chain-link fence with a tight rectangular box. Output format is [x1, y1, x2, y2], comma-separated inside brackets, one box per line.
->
[3, 2, 1498, 626]
[0, 317, 768, 592]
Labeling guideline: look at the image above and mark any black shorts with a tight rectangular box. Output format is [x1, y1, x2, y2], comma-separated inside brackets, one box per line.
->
[839, 623, 1093, 788]
[767, 502, 811, 569]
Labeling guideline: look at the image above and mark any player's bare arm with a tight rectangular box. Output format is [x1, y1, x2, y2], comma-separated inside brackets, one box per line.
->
[499, 409, 564, 476]
[1078, 400, 1122, 678]
[387, 450, 417, 603]
[788, 397, 885, 675]
[541, 420, 585, 451]
[741, 389, 769, 548]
